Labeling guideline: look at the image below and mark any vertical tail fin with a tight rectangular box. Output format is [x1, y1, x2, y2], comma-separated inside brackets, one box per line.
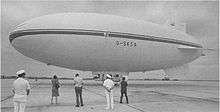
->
[164, 10, 186, 32]
[164, 21, 187, 32]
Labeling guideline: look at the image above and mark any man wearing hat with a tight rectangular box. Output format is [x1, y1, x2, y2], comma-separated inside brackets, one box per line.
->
[103, 74, 115, 109]
[12, 70, 31, 112]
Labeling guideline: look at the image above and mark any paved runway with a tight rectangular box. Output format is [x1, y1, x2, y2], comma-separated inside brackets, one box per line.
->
[1, 80, 219, 112]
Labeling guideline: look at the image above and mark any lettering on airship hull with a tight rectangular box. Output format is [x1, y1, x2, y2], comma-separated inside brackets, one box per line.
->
[115, 40, 137, 47]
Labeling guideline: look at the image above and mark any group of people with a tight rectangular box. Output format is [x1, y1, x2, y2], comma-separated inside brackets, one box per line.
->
[12, 70, 129, 112]
[50, 73, 84, 107]
[103, 74, 129, 110]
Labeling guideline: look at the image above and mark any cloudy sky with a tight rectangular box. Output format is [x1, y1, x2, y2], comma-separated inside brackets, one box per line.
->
[1, 0, 219, 80]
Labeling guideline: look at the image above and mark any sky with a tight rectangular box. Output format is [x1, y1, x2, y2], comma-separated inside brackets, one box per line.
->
[1, 0, 219, 80]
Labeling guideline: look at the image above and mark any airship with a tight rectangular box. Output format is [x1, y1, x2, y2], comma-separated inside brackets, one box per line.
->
[9, 13, 203, 78]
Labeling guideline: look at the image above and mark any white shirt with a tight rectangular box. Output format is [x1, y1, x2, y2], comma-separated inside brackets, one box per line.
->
[103, 79, 114, 90]
[12, 78, 30, 102]
[74, 76, 83, 87]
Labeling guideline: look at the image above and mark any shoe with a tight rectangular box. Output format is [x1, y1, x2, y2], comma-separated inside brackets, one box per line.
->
[81, 104, 84, 106]
[75, 105, 79, 107]
[119, 102, 122, 103]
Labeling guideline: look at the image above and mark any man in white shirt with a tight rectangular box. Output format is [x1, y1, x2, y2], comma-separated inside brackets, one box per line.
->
[12, 70, 31, 112]
[103, 74, 115, 109]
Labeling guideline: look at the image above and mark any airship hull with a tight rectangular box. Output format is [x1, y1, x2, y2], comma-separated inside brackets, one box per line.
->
[10, 13, 203, 72]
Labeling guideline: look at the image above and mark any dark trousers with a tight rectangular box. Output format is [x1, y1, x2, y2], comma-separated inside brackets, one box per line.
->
[75, 87, 83, 106]
[120, 91, 129, 103]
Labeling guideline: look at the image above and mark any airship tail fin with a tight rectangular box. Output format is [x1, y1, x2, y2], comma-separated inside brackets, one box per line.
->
[164, 21, 187, 32]
[199, 48, 217, 56]
[164, 10, 186, 32]
[163, 64, 189, 79]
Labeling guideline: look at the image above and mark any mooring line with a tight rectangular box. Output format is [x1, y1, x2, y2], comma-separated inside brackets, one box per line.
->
[83, 87, 146, 112]
[1, 82, 39, 102]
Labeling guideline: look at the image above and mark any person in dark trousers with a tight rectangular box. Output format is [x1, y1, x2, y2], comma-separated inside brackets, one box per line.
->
[119, 77, 129, 104]
[51, 75, 60, 104]
[73, 74, 84, 107]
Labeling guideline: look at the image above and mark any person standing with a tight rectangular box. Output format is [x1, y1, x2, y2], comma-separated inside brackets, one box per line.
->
[119, 77, 129, 104]
[12, 70, 31, 112]
[103, 74, 115, 110]
[51, 75, 60, 104]
[73, 74, 84, 107]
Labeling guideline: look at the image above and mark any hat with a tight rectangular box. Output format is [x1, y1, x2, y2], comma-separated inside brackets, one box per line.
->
[16, 70, 25, 75]
[106, 74, 111, 78]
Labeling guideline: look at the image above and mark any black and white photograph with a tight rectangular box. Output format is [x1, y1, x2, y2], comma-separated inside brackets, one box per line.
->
[1, 0, 219, 112]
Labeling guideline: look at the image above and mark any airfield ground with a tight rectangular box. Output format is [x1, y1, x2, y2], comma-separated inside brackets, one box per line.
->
[1, 79, 219, 112]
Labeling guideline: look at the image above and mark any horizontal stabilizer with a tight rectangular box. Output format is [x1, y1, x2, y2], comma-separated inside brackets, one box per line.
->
[163, 64, 189, 79]
[202, 48, 216, 51]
